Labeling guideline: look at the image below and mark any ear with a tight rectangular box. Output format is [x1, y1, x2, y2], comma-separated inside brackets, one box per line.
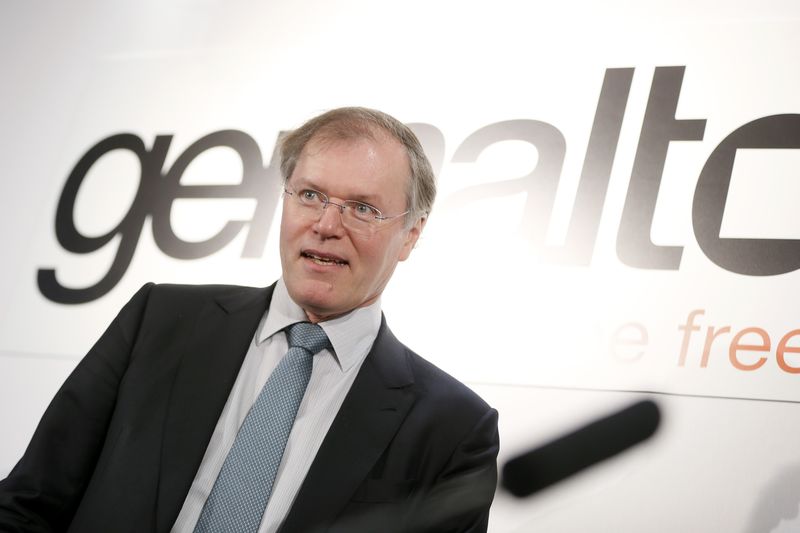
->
[398, 216, 426, 262]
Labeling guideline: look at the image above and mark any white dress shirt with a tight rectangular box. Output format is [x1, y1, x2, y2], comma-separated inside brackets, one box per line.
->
[171, 279, 381, 533]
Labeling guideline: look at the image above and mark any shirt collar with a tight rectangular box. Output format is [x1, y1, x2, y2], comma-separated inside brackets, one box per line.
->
[258, 278, 382, 372]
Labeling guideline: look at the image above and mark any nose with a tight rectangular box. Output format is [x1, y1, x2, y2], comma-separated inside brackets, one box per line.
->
[313, 202, 346, 237]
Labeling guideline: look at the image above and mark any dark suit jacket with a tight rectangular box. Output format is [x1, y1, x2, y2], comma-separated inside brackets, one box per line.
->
[0, 283, 499, 532]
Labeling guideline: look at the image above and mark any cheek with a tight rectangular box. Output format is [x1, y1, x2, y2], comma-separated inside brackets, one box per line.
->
[278, 226, 290, 262]
[280, 215, 305, 252]
[279, 211, 290, 239]
[356, 238, 403, 283]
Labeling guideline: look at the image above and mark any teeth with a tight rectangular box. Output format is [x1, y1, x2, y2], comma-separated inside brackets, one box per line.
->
[305, 253, 344, 265]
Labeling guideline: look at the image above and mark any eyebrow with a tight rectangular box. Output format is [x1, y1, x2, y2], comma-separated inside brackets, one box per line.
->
[292, 176, 383, 207]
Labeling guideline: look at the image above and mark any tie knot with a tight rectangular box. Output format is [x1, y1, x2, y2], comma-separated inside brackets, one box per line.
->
[286, 322, 330, 355]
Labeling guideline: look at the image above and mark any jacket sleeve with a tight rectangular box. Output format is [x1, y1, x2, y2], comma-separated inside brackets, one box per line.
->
[0, 283, 154, 532]
[408, 406, 500, 533]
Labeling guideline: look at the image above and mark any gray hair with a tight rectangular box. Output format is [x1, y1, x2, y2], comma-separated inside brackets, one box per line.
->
[279, 107, 436, 224]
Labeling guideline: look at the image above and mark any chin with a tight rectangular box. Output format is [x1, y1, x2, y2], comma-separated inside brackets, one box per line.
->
[288, 280, 340, 315]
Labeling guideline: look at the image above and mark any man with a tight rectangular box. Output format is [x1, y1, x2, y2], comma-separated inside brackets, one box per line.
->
[0, 107, 499, 532]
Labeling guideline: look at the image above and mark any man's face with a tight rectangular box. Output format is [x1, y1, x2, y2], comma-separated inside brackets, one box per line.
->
[279, 134, 424, 323]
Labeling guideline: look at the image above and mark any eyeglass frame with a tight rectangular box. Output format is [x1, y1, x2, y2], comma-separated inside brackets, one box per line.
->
[282, 184, 410, 232]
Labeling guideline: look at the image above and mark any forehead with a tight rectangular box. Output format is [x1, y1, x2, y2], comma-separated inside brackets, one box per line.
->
[302, 129, 408, 166]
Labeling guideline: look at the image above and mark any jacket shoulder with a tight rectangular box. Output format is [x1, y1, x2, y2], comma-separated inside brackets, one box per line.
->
[132, 282, 272, 313]
[145, 282, 267, 300]
[403, 347, 493, 416]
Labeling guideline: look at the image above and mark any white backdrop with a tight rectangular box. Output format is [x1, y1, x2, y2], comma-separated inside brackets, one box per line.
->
[1, 1, 799, 531]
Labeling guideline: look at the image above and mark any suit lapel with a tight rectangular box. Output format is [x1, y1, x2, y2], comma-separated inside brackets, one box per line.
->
[155, 284, 274, 532]
[280, 318, 416, 532]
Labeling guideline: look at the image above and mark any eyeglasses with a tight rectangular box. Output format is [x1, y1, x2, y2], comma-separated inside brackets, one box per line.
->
[283, 185, 409, 236]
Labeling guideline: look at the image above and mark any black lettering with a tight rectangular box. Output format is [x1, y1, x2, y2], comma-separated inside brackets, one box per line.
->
[693, 114, 800, 275]
[545, 67, 634, 264]
[152, 130, 270, 259]
[37, 133, 169, 304]
[617, 66, 706, 269]
[242, 133, 283, 258]
[448, 120, 566, 246]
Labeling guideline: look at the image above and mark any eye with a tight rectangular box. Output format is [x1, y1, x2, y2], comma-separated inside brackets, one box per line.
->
[350, 202, 380, 220]
[299, 189, 321, 203]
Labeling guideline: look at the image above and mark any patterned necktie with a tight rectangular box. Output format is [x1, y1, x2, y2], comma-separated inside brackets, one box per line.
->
[194, 322, 330, 533]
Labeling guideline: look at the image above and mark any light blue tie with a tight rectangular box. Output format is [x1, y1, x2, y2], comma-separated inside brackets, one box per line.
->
[194, 322, 330, 533]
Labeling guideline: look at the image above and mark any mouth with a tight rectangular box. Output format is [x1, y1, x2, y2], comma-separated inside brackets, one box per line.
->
[302, 250, 348, 266]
